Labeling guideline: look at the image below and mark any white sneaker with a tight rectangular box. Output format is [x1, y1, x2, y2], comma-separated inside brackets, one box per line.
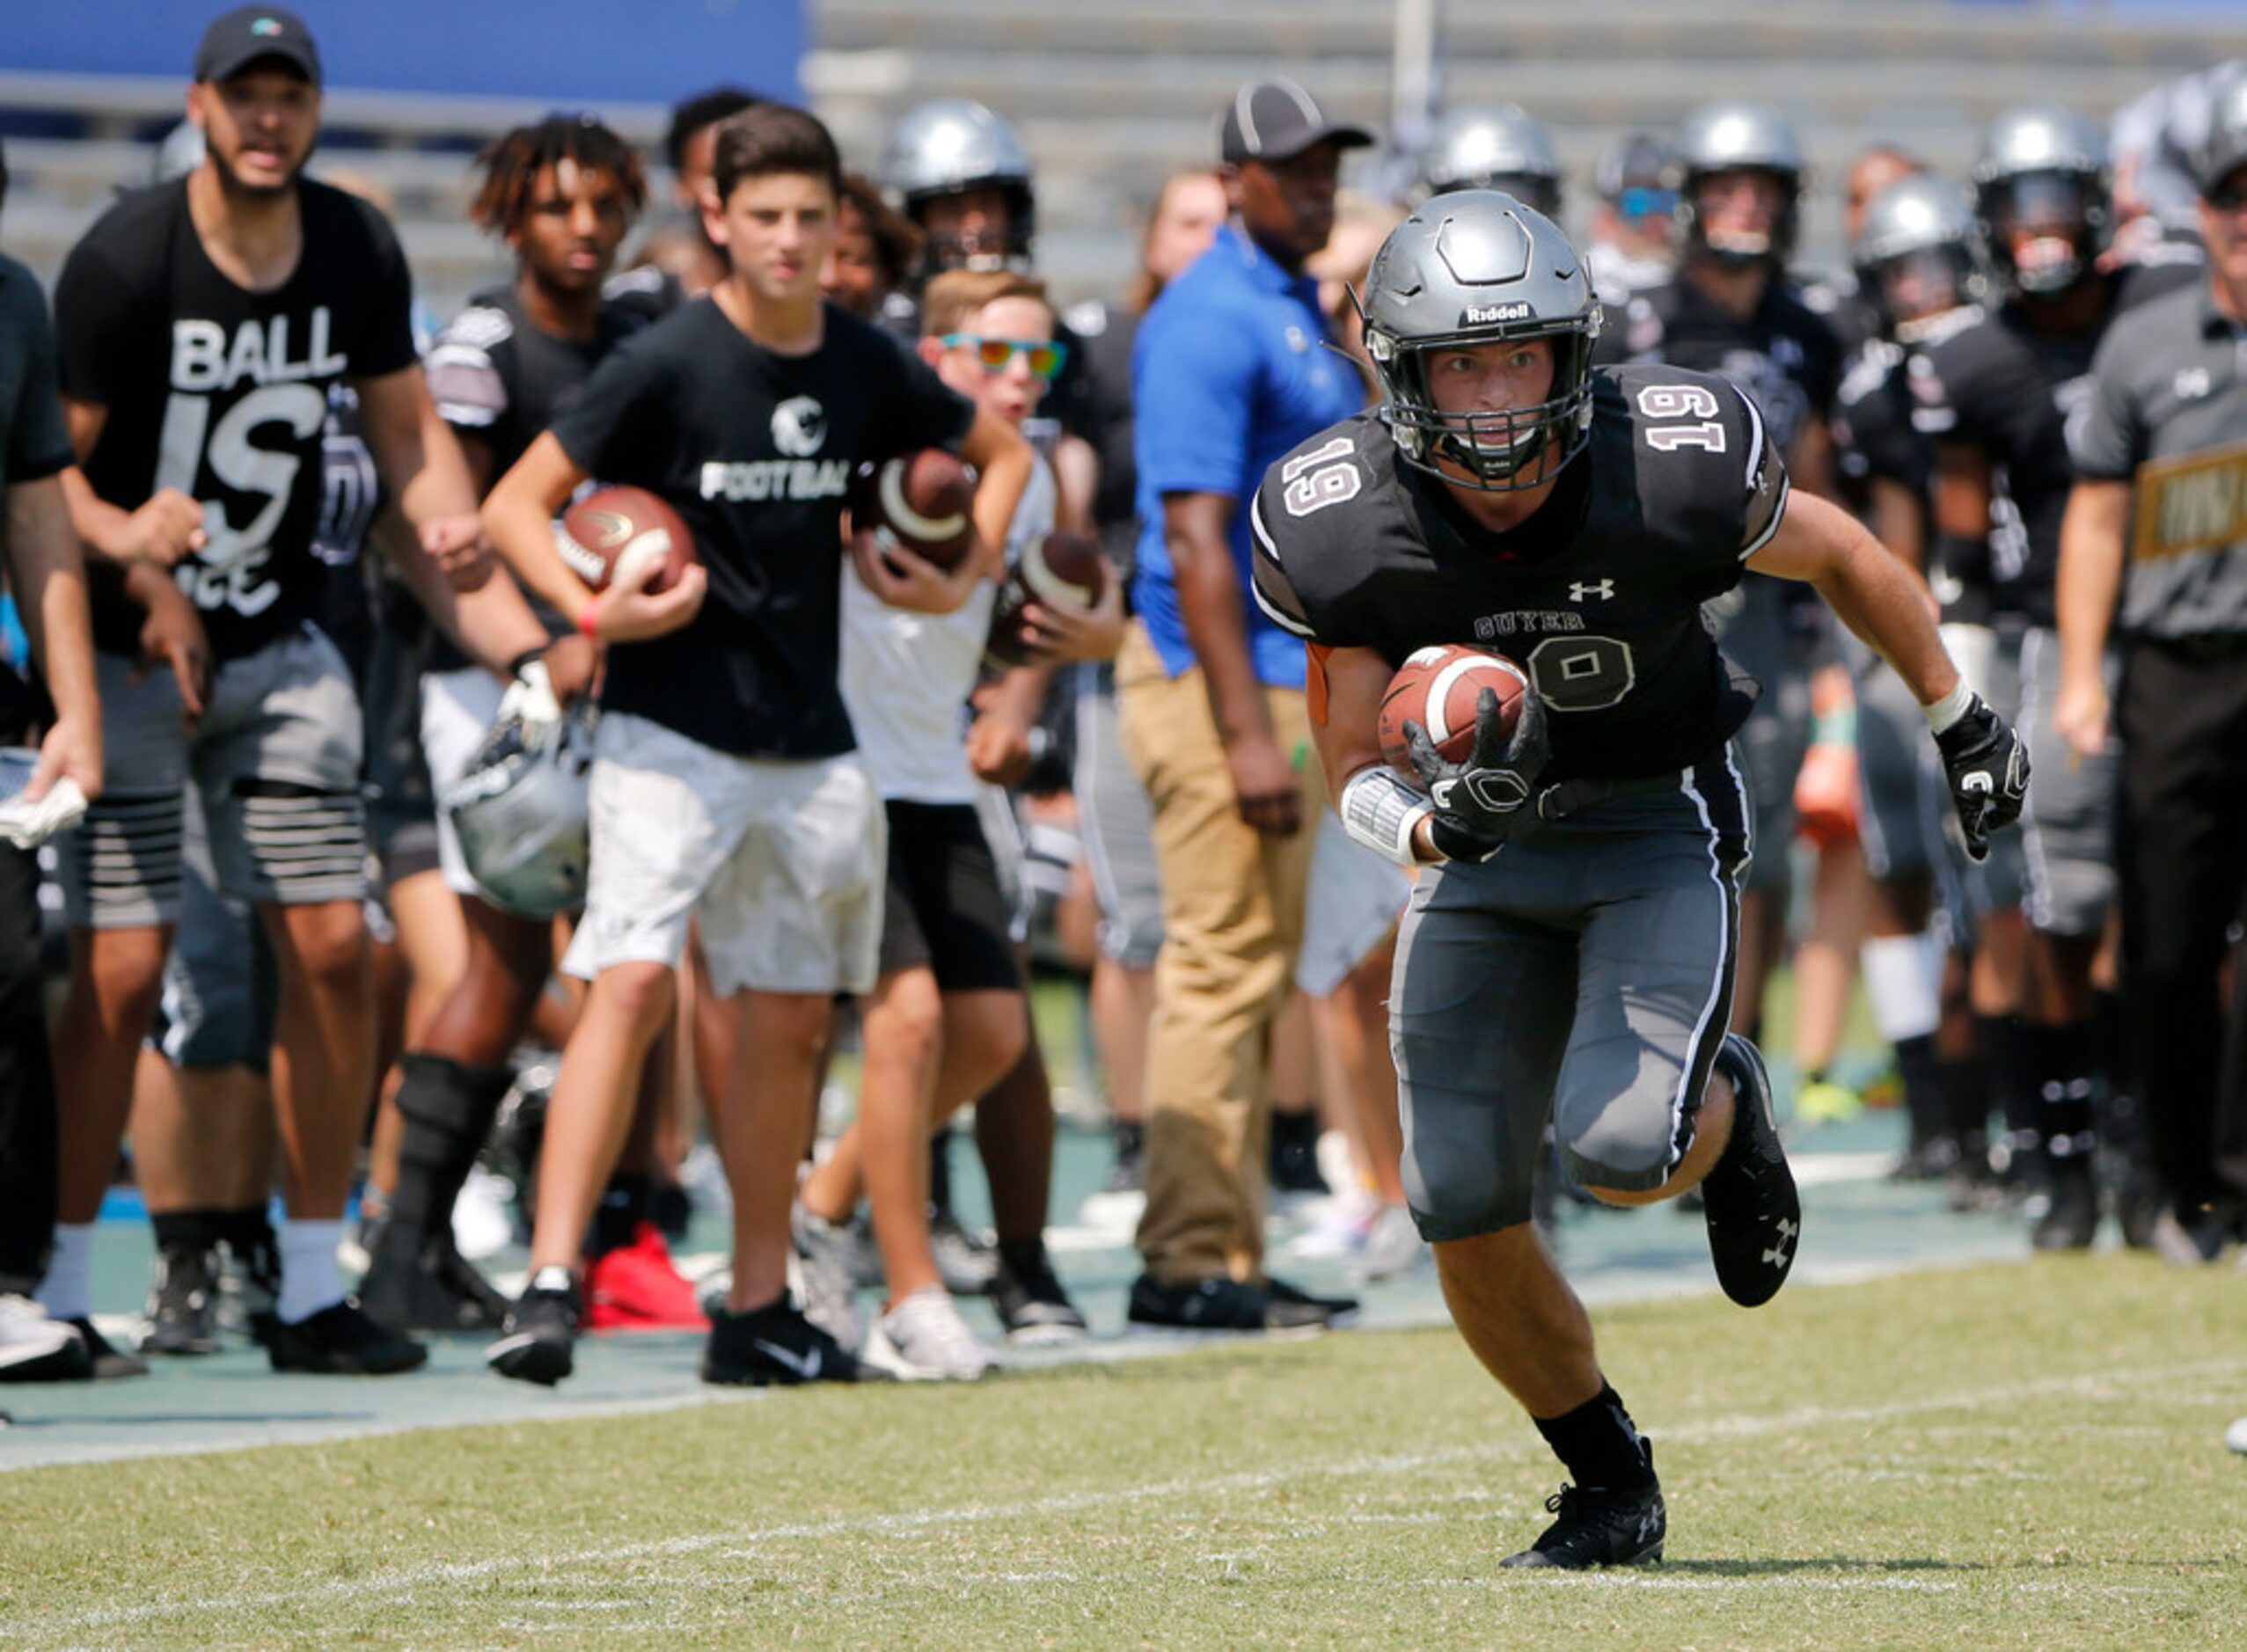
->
[450, 1166, 516, 1262]
[1288, 1188, 1378, 1261]
[864, 1285, 994, 1381]
[1354, 1203, 1430, 1283]
[791, 1202, 865, 1355]
[0, 1293, 90, 1383]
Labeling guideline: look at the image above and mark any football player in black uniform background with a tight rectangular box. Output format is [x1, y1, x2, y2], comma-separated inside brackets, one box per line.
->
[1831, 172, 1985, 1184]
[41, 6, 555, 1377]
[1916, 105, 2176, 1249]
[1596, 101, 1846, 1061]
[361, 115, 692, 1334]
[1253, 191, 2025, 1568]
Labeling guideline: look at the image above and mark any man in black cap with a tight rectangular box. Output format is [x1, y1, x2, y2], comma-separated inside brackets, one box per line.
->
[2056, 70, 2247, 1261]
[1117, 77, 1373, 1331]
[38, 4, 554, 1377]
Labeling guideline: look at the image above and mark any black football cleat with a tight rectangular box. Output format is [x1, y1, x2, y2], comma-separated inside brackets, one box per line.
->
[142, 1243, 222, 1356]
[267, 1300, 428, 1375]
[2031, 1157, 2099, 1252]
[1701, 1034, 1801, 1308]
[701, 1293, 882, 1386]
[486, 1268, 581, 1386]
[1502, 1442, 1666, 1569]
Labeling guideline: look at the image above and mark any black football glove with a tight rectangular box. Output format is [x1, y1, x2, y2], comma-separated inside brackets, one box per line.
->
[1934, 692, 2030, 863]
[1403, 684, 1552, 862]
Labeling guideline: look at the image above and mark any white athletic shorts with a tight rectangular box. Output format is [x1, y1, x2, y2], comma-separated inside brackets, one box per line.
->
[561, 712, 885, 997]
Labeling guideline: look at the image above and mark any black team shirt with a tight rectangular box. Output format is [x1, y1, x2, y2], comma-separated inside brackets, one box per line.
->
[55, 178, 418, 662]
[1252, 365, 1788, 783]
[548, 296, 974, 758]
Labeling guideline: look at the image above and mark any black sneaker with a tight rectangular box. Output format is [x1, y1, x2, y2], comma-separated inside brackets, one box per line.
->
[142, 1244, 221, 1356]
[1501, 1441, 1666, 1569]
[701, 1293, 879, 1386]
[1267, 1275, 1359, 1328]
[1126, 1273, 1347, 1332]
[1701, 1034, 1800, 1308]
[1103, 1123, 1146, 1195]
[267, 1300, 428, 1375]
[988, 1245, 1088, 1346]
[66, 1317, 150, 1379]
[2032, 1157, 2098, 1251]
[362, 1234, 510, 1334]
[486, 1268, 581, 1385]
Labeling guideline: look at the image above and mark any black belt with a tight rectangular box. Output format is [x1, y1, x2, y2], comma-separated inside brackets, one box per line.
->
[2141, 631, 2247, 664]
[1537, 771, 1686, 822]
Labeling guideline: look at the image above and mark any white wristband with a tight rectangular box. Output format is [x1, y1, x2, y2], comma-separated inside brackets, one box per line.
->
[1921, 678, 1975, 735]
[1340, 765, 1433, 867]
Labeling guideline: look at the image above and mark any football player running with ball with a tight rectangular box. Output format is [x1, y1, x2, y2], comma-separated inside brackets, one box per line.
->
[1251, 192, 2027, 1568]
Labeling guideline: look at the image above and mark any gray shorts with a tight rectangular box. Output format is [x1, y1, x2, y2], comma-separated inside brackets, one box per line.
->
[1296, 810, 1409, 998]
[1390, 749, 1752, 1241]
[1939, 620, 2029, 920]
[2017, 625, 2118, 938]
[1852, 648, 1946, 885]
[561, 713, 884, 998]
[150, 784, 277, 1072]
[1711, 576, 1819, 895]
[1072, 661, 1164, 969]
[60, 626, 367, 930]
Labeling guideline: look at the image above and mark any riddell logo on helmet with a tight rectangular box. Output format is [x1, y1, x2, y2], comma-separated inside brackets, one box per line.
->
[1462, 303, 1533, 325]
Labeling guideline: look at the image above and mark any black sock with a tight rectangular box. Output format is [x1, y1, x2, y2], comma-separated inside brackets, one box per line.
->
[1270, 1107, 1319, 1156]
[1976, 1013, 2038, 1161]
[928, 1127, 955, 1214]
[1533, 1383, 1655, 1491]
[1937, 1053, 1990, 1166]
[1894, 1034, 1945, 1150]
[996, 1238, 1048, 1280]
[587, 1173, 650, 1259]
[150, 1209, 225, 1256]
[1111, 1119, 1145, 1159]
[2029, 1021, 2098, 1166]
[2093, 990, 2145, 1159]
[211, 1204, 275, 1254]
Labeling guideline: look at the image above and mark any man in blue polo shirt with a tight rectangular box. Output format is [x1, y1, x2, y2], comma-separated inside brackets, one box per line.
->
[1119, 77, 1372, 1331]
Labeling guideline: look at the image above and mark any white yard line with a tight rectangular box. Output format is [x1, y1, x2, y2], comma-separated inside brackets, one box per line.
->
[11, 1353, 2244, 1641]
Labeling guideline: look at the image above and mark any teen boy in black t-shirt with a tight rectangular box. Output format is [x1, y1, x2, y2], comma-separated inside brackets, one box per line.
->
[481, 103, 1034, 1387]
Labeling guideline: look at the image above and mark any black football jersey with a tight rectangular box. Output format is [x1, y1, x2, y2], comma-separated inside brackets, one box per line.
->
[55, 178, 418, 662]
[1914, 267, 2196, 627]
[1833, 338, 1933, 525]
[1252, 365, 1786, 783]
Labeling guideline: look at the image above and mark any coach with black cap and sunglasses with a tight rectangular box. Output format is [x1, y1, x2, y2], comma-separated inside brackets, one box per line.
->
[1116, 77, 1373, 1331]
[2055, 69, 2247, 1263]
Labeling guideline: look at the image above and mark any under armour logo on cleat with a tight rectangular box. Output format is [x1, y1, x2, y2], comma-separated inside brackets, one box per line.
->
[1569, 579, 1615, 603]
[1763, 1218, 1798, 1268]
[752, 1339, 822, 1379]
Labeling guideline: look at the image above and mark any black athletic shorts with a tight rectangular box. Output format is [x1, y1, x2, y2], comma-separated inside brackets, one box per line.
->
[876, 800, 1021, 992]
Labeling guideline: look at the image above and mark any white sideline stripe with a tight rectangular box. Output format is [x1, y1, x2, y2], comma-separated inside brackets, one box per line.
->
[16, 1354, 2246, 1638]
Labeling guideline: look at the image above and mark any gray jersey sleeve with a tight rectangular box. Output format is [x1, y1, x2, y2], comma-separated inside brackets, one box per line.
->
[2068, 325, 2145, 483]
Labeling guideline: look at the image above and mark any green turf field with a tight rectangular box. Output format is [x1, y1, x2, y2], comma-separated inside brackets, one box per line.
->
[4, 1254, 2242, 1649]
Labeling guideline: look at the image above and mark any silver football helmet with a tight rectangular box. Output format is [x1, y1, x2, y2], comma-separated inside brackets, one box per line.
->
[1853, 173, 1985, 338]
[1674, 100, 1805, 266]
[879, 98, 1036, 274]
[442, 704, 595, 919]
[2194, 69, 2247, 198]
[1357, 190, 1602, 492]
[1416, 106, 1563, 216]
[1972, 104, 2112, 296]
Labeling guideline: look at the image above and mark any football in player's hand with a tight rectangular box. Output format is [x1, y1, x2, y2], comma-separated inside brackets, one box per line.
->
[1379, 644, 1529, 778]
[557, 486, 697, 595]
[984, 529, 1109, 665]
[850, 450, 978, 572]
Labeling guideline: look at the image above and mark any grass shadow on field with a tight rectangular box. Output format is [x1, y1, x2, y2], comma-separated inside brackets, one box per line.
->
[1661, 1557, 1989, 1577]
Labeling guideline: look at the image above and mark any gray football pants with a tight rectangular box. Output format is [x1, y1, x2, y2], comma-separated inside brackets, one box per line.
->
[1391, 749, 1753, 1240]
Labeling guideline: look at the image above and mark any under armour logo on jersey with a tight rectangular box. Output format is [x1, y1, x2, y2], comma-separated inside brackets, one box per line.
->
[1569, 580, 1614, 603]
[770, 396, 827, 457]
[1763, 1217, 1798, 1268]
[2175, 367, 2212, 401]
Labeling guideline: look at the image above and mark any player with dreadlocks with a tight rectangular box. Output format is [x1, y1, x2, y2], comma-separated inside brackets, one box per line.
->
[357, 114, 699, 1335]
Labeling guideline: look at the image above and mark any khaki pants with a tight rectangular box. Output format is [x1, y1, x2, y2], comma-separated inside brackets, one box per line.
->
[1116, 623, 1323, 1284]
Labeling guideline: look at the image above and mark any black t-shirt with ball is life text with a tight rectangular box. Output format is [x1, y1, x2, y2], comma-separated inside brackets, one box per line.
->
[549, 296, 975, 758]
[55, 178, 419, 662]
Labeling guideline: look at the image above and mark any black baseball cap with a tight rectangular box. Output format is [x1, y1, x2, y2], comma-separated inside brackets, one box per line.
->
[195, 6, 321, 87]
[1218, 78, 1374, 165]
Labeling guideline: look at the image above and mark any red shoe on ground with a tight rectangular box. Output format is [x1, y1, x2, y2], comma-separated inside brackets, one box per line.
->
[584, 1224, 709, 1332]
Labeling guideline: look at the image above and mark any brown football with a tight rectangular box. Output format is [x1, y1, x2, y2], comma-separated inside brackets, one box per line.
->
[557, 486, 696, 595]
[1378, 645, 1528, 779]
[984, 530, 1109, 666]
[850, 450, 978, 572]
